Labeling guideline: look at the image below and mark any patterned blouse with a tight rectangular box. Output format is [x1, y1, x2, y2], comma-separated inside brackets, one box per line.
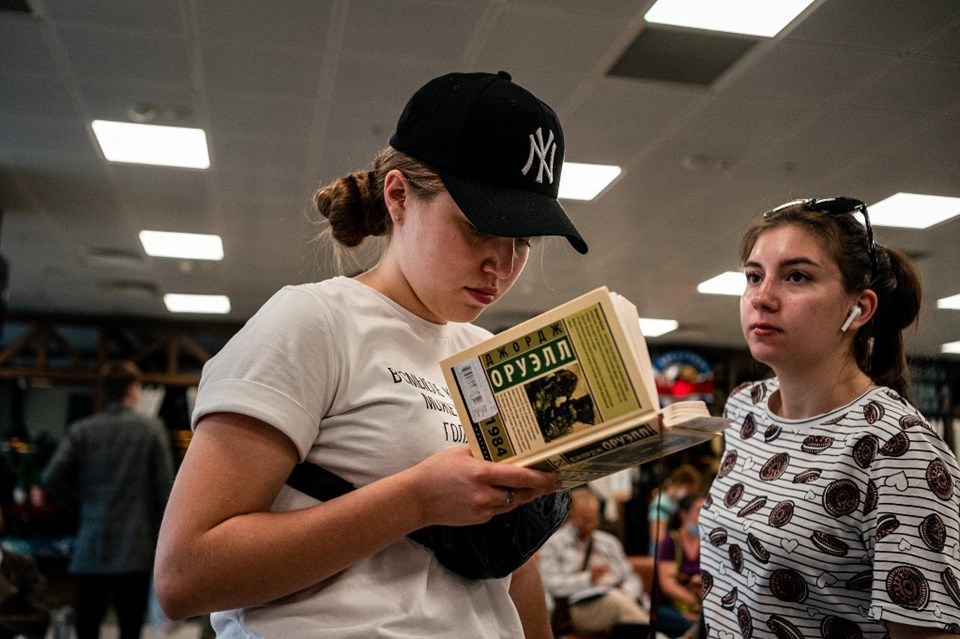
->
[700, 378, 960, 637]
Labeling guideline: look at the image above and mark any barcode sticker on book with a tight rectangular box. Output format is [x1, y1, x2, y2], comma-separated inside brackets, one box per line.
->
[453, 359, 498, 424]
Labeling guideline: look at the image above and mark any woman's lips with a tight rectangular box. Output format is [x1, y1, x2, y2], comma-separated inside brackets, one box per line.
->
[466, 287, 497, 305]
[750, 322, 781, 336]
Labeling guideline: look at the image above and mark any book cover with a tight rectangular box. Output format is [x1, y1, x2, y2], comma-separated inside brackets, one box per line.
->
[441, 287, 729, 487]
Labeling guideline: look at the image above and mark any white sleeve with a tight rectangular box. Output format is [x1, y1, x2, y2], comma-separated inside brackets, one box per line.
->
[192, 287, 339, 460]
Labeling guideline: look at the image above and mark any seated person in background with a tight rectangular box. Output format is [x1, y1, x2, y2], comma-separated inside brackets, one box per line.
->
[654, 495, 705, 639]
[647, 464, 703, 555]
[539, 488, 651, 637]
[0, 547, 50, 639]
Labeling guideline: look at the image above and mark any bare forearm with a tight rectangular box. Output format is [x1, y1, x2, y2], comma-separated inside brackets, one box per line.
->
[509, 558, 552, 639]
[156, 470, 424, 618]
[155, 413, 562, 620]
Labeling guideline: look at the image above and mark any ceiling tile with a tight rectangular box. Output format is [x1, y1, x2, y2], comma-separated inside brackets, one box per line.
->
[844, 57, 960, 116]
[0, 12, 59, 77]
[195, 0, 334, 49]
[0, 77, 79, 119]
[564, 81, 699, 162]
[341, 0, 487, 62]
[58, 26, 191, 86]
[201, 41, 323, 99]
[918, 23, 960, 59]
[0, 118, 91, 160]
[206, 92, 314, 141]
[722, 41, 892, 105]
[787, 0, 960, 52]
[213, 135, 309, 178]
[38, 0, 183, 33]
[475, 6, 624, 76]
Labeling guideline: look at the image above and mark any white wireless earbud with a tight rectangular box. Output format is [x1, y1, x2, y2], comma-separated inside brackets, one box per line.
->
[840, 305, 862, 332]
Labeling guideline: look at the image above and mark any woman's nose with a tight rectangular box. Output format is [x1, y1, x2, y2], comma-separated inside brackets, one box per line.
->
[750, 279, 778, 310]
[484, 238, 518, 279]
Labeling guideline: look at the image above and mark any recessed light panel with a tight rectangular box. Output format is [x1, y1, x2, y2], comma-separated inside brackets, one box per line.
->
[644, 0, 816, 37]
[697, 271, 746, 296]
[559, 163, 622, 201]
[140, 231, 224, 260]
[869, 193, 960, 229]
[92, 120, 210, 169]
[942, 340, 960, 355]
[937, 294, 960, 310]
[163, 294, 231, 314]
[639, 318, 679, 337]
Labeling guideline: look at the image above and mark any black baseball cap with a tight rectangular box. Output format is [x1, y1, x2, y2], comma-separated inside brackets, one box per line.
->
[389, 71, 588, 254]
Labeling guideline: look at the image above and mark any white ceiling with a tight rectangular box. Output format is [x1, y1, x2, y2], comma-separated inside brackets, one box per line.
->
[1, 0, 959, 357]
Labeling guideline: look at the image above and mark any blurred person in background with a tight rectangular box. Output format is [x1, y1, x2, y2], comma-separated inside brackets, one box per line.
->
[42, 360, 174, 639]
[647, 464, 703, 554]
[654, 494, 705, 638]
[539, 488, 655, 638]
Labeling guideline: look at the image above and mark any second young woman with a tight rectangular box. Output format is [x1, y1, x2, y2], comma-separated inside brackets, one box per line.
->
[700, 198, 960, 638]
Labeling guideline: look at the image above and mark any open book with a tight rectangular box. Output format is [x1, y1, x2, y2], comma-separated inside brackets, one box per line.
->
[440, 286, 729, 487]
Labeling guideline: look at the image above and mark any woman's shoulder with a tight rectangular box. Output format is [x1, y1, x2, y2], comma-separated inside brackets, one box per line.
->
[847, 386, 931, 435]
[262, 278, 391, 325]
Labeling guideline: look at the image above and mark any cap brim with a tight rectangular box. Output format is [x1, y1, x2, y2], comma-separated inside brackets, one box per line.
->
[439, 172, 588, 254]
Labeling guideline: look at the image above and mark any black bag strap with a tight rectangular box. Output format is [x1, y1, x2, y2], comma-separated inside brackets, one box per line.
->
[283, 462, 447, 550]
[286, 461, 355, 502]
[286, 461, 568, 580]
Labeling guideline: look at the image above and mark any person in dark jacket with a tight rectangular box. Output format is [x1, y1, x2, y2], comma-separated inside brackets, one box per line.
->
[42, 360, 174, 639]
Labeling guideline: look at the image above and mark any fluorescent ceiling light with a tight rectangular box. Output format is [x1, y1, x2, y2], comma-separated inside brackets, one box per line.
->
[644, 0, 816, 37]
[869, 193, 960, 229]
[938, 294, 960, 310]
[559, 162, 621, 201]
[697, 271, 746, 296]
[92, 120, 210, 169]
[640, 318, 679, 337]
[140, 230, 224, 260]
[163, 294, 231, 314]
[942, 341, 960, 355]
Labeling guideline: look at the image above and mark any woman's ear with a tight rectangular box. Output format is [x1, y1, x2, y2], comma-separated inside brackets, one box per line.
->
[845, 289, 878, 332]
[383, 170, 407, 223]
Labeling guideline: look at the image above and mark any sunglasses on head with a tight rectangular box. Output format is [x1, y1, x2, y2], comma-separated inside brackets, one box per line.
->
[764, 196, 878, 277]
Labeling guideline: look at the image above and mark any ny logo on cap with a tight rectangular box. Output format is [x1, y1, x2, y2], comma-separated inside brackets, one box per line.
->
[521, 128, 556, 184]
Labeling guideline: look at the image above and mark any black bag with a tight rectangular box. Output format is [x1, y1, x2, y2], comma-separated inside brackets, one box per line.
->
[286, 462, 570, 580]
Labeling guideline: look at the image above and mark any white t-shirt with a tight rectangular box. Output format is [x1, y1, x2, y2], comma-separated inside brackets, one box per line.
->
[192, 277, 523, 638]
[700, 378, 960, 637]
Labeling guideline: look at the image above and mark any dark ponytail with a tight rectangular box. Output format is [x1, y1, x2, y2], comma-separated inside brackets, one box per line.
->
[854, 245, 922, 398]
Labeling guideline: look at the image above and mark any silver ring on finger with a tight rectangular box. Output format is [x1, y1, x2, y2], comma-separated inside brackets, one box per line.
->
[503, 489, 515, 507]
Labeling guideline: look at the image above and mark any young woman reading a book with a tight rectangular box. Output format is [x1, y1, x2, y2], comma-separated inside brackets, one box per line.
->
[700, 198, 960, 638]
[153, 71, 587, 639]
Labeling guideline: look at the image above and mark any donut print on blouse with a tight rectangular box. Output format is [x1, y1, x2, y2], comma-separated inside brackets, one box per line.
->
[700, 378, 960, 638]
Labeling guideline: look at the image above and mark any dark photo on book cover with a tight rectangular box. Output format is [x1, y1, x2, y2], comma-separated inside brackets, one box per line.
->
[525, 366, 597, 441]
